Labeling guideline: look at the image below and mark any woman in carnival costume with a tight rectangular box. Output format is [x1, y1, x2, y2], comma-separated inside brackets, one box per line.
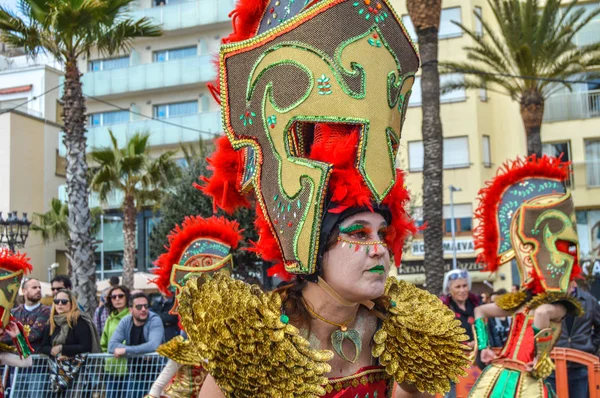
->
[469, 156, 583, 398]
[145, 216, 243, 398]
[175, 0, 471, 396]
[0, 250, 36, 397]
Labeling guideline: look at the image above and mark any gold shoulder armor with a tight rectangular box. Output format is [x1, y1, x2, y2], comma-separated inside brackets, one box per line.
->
[495, 291, 527, 312]
[372, 277, 470, 395]
[527, 291, 584, 316]
[156, 336, 201, 366]
[177, 271, 333, 397]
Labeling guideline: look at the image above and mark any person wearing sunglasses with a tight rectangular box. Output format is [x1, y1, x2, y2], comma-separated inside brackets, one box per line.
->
[40, 289, 101, 393]
[441, 269, 480, 347]
[108, 292, 164, 396]
[100, 285, 131, 398]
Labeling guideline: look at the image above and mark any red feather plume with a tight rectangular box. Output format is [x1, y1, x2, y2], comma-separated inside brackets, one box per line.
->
[474, 155, 570, 271]
[0, 250, 32, 274]
[152, 216, 243, 295]
[196, 136, 251, 214]
[208, 0, 270, 101]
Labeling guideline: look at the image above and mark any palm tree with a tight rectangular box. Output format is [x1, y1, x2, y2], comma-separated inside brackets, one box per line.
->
[89, 131, 181, 289]
[0, 0, 161, 314]
[442, 0, 600, 156]
[406, 0, 445, 295]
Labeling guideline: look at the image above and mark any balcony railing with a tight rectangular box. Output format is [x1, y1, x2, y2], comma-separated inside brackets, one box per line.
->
[80, 55, 216, 97]
[129, 0, 235, 31]
[58, 112, 221, 156]
[86, 111, 221, 150]
[543, 89, 600, 122]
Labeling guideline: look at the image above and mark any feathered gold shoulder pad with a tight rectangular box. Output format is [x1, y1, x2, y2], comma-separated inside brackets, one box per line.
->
[495, 291, 527, 311]
[177, 271, 333, 397]
[372, 277, 470, 395]
[526, 291, 584, 316]
[156, 336, 201, 366]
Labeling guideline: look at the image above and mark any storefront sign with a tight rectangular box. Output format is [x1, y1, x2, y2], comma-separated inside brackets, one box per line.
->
[582, 259, 600, 277]
[399, 258, 485, 275]
[410, 238, 475, 256]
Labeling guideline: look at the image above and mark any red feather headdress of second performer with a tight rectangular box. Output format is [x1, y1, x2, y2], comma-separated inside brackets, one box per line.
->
[152, 216, 242, 296]
[198, 0, 419, 280]
[473, 155, 581, 293]
[0, 249, 34, 357]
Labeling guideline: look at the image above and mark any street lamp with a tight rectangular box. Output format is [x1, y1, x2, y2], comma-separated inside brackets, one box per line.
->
[449, 186, 462, 270]
[0, 211, 31, 252]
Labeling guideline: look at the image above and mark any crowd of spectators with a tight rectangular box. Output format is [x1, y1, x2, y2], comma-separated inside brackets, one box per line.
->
[2, 275, 173, 396]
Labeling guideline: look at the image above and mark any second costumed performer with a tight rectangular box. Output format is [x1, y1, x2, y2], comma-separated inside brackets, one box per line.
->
[176, 0, 470, 396]
[469, 156, 583, 397]
[145, 216, 243, 398]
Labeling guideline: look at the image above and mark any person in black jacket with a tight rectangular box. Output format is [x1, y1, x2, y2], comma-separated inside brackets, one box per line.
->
[41, 290, 101, 393]
[547, 279, 600, 398]
[150, 294, 179, 342]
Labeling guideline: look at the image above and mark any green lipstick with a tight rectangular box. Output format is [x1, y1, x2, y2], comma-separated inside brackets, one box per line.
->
[367, 265, 385, 275]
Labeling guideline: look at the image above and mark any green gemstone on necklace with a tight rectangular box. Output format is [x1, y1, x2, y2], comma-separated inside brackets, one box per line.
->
[280, 314, 289, 324]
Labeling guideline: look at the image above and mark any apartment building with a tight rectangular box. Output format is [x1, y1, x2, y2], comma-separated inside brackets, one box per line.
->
[390, 0, 600, 294]
[68, 0, 235, 277]
[0, 55, 68, 281]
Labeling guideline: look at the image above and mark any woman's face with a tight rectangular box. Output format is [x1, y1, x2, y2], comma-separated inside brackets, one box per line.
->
[321, 211, 391, 303]
[110, 289, 126, 311]
[448, 278, 470, 302]
[54, 292, 72, 315]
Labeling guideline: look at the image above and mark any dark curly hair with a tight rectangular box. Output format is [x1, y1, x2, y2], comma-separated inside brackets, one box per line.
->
[105, 285, 131, 315]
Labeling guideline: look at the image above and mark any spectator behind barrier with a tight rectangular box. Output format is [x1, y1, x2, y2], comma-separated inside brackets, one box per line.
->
[95, 277, 123, 339]
[4, 278, 50, 351]
[41, 289, 101, 393]
[440, 269, 480, 345]
[108, 292, 164, 358]
[440, 269, 480, 398]
[151, 294, 179, 343]
[50, 275, 72, 296]
[488, 289, 511, 347]
[547, 279, 600, 398]
[109, 292, 165, 396]
[101, 285, 131, 398]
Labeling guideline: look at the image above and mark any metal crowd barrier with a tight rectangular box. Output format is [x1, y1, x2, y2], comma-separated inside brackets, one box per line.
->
[5, 353, 166, 398]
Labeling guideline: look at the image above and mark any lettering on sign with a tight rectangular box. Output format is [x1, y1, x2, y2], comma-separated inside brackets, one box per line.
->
[411, 238, 475, 256]
[582, 259, 600, 277]
[398, 258, 485, 275]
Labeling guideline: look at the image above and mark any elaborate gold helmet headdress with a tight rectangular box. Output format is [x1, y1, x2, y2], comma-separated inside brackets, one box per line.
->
[152, 216, 242, 312]
[474, 155, 581, 294]
[201, 0, 419, 280]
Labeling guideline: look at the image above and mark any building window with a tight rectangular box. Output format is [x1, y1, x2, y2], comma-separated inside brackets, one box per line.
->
[444, 217, 473, 235]
[440, 74, 466, 103]
[585, 140, 600, 187]
[408, 136, 470, 172]
[402, 7, 463, 42]
[89, 110, 129, 126]
[440, 7, 463, 39]
[154, 46, 197, 62]
[154, 100, 198, 119]
[444, 136, 470, 169]
[482, 135, 492, 167]
[408, 75, 466, 107]
[474, 6, 483, 36]
[542, 141, 573, 187]
[408, 141, 425, 172]
[88, 56, 129, 72]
